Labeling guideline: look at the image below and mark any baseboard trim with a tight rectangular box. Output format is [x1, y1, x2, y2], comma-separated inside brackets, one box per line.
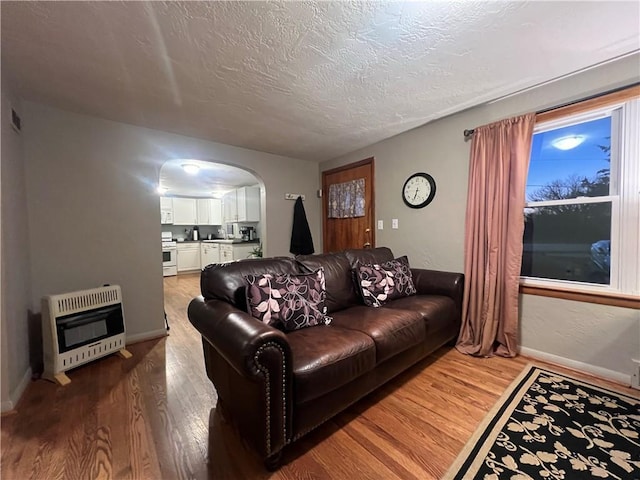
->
[519, 346, 631, 386]
[1, 366, 33, 413]
[126, 328, 168, 345]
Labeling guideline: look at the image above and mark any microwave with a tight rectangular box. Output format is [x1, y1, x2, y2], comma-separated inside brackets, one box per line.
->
[161, 210, 173, 224]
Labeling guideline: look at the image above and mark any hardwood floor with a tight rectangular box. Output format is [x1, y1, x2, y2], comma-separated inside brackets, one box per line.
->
[1, 273, 636, 479]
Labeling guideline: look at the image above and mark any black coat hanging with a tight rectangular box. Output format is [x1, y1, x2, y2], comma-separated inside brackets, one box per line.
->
[289, 196, 314, 255]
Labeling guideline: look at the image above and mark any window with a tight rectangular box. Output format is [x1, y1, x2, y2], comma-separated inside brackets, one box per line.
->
[521, 89, 639, 300]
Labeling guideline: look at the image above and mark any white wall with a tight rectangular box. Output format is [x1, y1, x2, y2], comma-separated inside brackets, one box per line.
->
[22, 102, 322, 343]
[1, 74, 32, 410]
[322, 54, 640, 382]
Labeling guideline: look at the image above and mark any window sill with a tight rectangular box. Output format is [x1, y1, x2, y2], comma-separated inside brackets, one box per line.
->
[519, 283, 639, 309]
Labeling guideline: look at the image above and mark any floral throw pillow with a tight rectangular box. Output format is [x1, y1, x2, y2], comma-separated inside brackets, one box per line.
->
[245, 268, 332, 332]
[355, 256, 417, 307]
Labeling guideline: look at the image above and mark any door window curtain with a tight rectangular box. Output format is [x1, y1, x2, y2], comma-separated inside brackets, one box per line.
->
[456, 113, 536, 357]
[328, 178, 366, 218]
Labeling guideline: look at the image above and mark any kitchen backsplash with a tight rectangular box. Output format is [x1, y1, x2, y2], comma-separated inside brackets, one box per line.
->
[162, 223, 261, 241]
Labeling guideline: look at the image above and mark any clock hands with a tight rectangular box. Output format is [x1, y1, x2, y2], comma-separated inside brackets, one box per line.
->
[413, 187, 419, 201]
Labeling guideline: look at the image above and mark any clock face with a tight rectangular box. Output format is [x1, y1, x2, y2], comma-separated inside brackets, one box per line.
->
[402, 173, 436, 209]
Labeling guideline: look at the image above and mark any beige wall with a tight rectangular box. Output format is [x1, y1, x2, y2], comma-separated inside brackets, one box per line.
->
[322, 54, 640, 381]
[1, 74, 31, 410]
[22, 102, 322, 342]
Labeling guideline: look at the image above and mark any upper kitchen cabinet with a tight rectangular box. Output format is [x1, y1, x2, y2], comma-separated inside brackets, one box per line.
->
[197, 198, 222, 225]
[224, 186, 260, 223]
[160, 197, 173, 224]
[223, 190, 238, 223]
[172, 198, 198, 225]
[236, 186, 260, 222]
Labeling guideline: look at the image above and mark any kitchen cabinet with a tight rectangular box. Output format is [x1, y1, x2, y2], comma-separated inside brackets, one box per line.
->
[236, 186, 260, 222]
[197, 198, 222, 226]
[219, 244, 255, 263]
[233, 244, 256, 260]
[172, 198, 198, 225]
[177, 243, 201, 272]
[223, 187, 260, 223]
[219, 245, 233, 263]
[160, 197, 173, 224]
[200, 242, 220, 268]
[223, 190, 238, 223]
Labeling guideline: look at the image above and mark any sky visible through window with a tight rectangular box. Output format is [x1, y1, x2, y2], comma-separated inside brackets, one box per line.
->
[527, 116, 611, 201]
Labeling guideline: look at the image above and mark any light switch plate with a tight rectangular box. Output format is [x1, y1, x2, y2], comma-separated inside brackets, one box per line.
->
[377, 220, 383, 230]
[632, 359, 640, 389]
[392, 219, 399, 229]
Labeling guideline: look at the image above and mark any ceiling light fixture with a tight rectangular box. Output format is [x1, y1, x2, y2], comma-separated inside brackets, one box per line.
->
[551, 135, 586, 150]
[182, 163, 200, 175]
[156, 186, 167, 195]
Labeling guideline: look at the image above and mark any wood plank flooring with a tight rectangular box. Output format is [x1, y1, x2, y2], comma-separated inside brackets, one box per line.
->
[1, 273, 636, 479]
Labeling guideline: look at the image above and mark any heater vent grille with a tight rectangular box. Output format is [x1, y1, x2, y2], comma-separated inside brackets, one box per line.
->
[42, 285, 127, 379]
[53, 285, 121, 316]
[62, 337, 124, 368]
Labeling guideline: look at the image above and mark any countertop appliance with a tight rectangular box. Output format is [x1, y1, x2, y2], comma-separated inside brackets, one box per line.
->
[239, 226, 256, 241]
[162, 231, 177, 277]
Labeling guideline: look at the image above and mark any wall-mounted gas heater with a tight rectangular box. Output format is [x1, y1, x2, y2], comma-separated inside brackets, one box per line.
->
[42, 285, 132, 386]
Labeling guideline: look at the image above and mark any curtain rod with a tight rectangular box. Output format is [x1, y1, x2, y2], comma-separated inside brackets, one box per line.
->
[463, 81, 640, 140]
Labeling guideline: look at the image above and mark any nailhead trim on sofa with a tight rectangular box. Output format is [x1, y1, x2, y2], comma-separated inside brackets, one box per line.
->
[254, 342, 287, 455]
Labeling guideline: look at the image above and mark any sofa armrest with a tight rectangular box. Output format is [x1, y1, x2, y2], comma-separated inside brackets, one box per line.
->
[411, 268, 464, 325]
[188, 296, 292, 460]
[188, 296, 291, 378]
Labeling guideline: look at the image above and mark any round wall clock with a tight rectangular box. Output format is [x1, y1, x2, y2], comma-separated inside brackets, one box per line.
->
[402, 172, 436, 209]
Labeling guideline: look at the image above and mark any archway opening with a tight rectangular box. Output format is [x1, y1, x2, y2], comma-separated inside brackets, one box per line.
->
[158, 159, 265, 280]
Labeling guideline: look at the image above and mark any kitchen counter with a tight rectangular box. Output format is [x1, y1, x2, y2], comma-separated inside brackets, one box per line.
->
[176, 239, 260, 244]
[202, 239, 259, 244]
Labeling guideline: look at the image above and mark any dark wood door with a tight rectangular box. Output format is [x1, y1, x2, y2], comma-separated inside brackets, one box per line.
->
[322, 158, 375, 253]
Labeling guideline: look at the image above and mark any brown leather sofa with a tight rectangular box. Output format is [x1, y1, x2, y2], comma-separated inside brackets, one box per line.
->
[188, 247, 464, 469]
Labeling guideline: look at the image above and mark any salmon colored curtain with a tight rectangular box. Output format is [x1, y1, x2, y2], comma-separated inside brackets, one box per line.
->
[456, 113, 536, 357]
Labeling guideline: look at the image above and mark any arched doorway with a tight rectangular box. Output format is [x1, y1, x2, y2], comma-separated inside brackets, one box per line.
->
[158, 159, 264, 275]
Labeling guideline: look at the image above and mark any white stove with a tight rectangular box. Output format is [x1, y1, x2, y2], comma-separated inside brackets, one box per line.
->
[162, 232, 177, 276]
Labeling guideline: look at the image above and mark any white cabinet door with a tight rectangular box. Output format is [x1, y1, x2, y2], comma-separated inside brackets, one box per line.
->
[160, 197, 173, 224]
[209, 199, 222, 225]
[223, 191, 238, 223]
[160, 197, 173, 210]
[200, 243, 220, 268]
[197, 198, 210, 225]
[196, 199, 222, 225]
[236, 187, 260, 222]
[173, 198, 197, 225]
[177, 244, 201, 271]
[232, 244, 255, 261]
[219, 245, 233, 263]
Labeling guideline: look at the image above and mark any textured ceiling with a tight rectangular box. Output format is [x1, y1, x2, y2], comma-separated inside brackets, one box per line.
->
[1, 1, 639, 162]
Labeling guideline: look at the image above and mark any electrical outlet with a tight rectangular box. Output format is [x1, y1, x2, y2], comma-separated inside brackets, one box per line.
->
[377, 220, 383, 230]
[392, 218, 399, 229]
[632, 359, 640, 390]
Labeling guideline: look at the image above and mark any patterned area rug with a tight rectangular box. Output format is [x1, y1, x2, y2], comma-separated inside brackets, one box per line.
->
[444, 365, 640, 479]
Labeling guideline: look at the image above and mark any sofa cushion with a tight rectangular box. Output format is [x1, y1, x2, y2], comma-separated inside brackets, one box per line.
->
[245, 269, 332, 331]
[200, 257, 299, 309]
[288, 325, 376, 403]
[344, 247, 395, 269]
[330, 306, 425, 363]
[355, 256, 417, 307]
[384, 295, 457, 336]
[296, 251, 360, 313]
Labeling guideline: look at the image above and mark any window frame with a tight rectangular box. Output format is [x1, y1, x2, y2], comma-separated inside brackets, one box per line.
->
[519, 85, 640, 309]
